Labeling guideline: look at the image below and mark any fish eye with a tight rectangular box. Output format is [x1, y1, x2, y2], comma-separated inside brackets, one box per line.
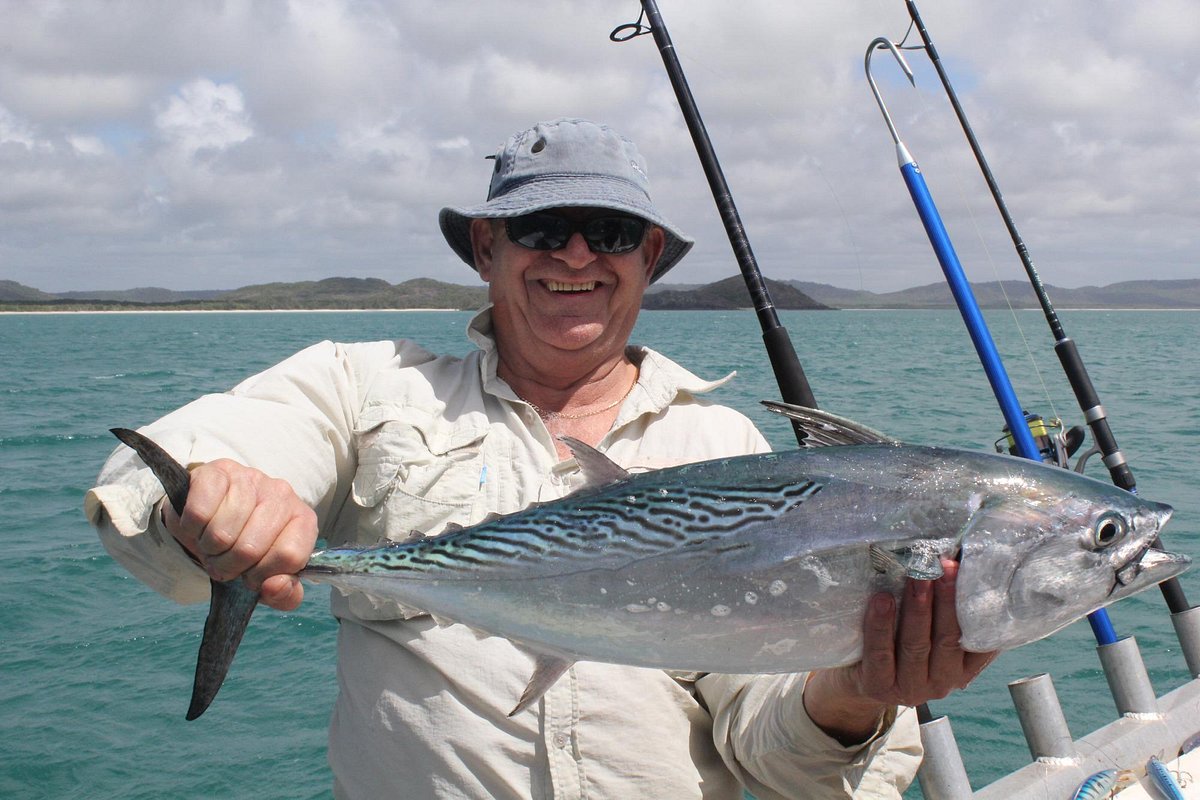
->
[1092, 512, 1128, 548]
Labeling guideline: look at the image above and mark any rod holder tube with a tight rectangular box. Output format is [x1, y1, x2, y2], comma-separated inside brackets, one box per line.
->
[1097, 637, 1159, 716]
[1008, 673, 1074, 761]
[1170, 607, 1200, 677]
[915, 715, 974, 800]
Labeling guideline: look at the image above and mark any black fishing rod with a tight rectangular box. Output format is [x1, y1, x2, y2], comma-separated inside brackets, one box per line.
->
[611, 1, 818, 439]
[902, 0, 1190, 616]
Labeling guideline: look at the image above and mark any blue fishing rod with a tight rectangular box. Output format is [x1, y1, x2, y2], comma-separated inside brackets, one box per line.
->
[900, 0, 1191, 618]
[864, 38, 1120, 648]
[611, 1, 819, 446]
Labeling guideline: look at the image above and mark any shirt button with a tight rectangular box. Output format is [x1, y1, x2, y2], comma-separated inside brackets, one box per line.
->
[553, 731, 569, 749]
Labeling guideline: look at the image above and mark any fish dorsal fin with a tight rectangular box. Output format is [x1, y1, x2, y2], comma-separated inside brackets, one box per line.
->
[760, 401, 898, 447]
[509, 653, 574, 717]
[560, 436, 630, 487]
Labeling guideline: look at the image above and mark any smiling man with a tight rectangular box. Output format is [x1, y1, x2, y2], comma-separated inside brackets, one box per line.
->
[90, 118, 993, 799]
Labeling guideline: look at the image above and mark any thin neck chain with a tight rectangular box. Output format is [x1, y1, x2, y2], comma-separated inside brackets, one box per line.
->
[521, 379, 636, 421]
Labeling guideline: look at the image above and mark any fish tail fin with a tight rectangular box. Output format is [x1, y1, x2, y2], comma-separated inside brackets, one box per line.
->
[110, 426, 260, 720]
[110, 428, 191, 516]
[188, 578, 259, 720]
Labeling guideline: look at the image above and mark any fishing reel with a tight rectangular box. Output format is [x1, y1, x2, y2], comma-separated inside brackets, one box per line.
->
[994, 412, 1088, 471]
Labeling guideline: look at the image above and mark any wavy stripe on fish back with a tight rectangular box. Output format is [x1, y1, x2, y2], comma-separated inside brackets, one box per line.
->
[371, 479, 823, 574]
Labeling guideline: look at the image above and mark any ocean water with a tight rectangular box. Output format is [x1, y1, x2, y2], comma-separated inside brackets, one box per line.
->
[1, 308, 1196, 799]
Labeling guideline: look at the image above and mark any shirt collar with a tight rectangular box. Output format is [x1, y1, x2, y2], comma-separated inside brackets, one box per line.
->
[465, 304, 737, 416]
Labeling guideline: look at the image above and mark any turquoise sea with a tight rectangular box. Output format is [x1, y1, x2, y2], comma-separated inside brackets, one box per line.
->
[1, 308, 1196, 798]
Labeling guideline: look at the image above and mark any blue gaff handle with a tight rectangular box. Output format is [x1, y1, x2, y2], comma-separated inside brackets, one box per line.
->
[897, 158, 1119, 646]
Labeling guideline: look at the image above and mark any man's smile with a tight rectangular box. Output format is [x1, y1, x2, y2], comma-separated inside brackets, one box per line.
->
[542, 280, 600, 293]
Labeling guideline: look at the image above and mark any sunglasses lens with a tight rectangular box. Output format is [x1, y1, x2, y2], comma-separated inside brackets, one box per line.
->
[506, 214, 570, 250]
[584, 216, 646, 253]
[505, 213, 647, 254]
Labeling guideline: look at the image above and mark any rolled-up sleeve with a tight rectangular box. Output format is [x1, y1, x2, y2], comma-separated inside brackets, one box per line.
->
[84, 339, 410, 604]
[696, 672, 923, 799]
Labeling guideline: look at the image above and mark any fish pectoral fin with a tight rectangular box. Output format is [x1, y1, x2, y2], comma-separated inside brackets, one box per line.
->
[869, 544, 907, 578]
[759, 402, 899, 447]
[509, 654, 574, 717]
[869, 544, 945, 581]
[188, 578, 260, 720]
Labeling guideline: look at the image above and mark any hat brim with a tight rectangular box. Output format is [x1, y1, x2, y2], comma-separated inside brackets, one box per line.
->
[439, 174, 693, 284]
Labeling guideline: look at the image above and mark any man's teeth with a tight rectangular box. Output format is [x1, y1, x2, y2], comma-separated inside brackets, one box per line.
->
[545, 281, 597, 293]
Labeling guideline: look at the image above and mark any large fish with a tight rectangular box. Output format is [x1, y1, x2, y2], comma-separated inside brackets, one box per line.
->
[110, 403, 1186, 720]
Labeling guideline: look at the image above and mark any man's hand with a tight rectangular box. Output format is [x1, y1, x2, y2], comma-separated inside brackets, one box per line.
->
[162, 459, 318, 611]
[803, 558, 997, 745]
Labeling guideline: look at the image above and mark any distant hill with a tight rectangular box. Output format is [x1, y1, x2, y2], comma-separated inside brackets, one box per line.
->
[0, 277, 490, 311]
[3, 276, 1197, 311]
[0, 280, 57, 302]
[643, 276, 829, 310]
[54, 287, 225, 303]
[788, 279, 1200, 309]
[212, 277, 489, 310]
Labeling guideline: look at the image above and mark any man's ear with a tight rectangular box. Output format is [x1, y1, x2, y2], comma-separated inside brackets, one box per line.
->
[642, 226, 666, 282]
[470, 218, 496, 282]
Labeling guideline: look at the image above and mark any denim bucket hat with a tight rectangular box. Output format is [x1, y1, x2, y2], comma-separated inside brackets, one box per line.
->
[439, 118, 693, 284]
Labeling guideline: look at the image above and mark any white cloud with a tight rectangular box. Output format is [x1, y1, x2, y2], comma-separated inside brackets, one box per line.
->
[154, 79, 253, 154]
[0, 103, 37, 148]
[0, 0, 1195, 292]
[68, 135, 106, 156]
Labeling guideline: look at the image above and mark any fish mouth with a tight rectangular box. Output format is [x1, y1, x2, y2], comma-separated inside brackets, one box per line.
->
[1112, 545, 1190, 595]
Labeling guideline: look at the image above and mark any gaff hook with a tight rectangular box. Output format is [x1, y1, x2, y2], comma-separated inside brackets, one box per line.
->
[864, 37, 916, 159]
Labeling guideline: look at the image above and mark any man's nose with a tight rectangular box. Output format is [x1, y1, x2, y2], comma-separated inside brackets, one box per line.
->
[552, 232, 596, 269]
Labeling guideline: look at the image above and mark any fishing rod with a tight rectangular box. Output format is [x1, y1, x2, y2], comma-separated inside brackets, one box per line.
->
[900, 0, 1190, 617]
[611, 1, 819, 442]
[864, 39, 1120, 649]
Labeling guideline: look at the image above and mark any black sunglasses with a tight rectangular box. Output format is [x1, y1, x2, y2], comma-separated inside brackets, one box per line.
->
[505, 212, 647, 254]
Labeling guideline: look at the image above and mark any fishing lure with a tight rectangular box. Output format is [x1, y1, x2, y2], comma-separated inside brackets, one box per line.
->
[1147, 756, 1186, 800]
[1072, 769, 1118, 800]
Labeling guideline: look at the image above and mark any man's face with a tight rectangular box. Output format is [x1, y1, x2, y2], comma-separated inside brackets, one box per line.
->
[470, 208, 665, 366]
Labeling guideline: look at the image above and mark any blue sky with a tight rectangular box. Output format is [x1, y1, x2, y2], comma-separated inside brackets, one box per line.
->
[1, 0, 1197, 292]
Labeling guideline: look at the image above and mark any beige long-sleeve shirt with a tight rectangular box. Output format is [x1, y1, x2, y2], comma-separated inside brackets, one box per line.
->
[86, 308, 921, 799]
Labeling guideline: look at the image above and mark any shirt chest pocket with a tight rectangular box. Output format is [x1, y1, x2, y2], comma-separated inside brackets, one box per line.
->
[350, 412, 489, 544]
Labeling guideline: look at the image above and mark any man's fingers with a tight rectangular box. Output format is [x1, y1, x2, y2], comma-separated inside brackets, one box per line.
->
[259, 574, 305, 612]
[158, 460, 316, 607]
[204, 493, 291, 581]
[198, 470, 258, 558]
[244, 507, 318, 590]
[895, 579, 935, 704]
[859, 592, 898, 697]
[166, 463, 232, 555]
